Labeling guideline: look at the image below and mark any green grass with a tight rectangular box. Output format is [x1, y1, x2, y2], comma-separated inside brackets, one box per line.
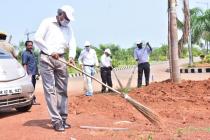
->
[176, 126, 210, 137]
[138, 134, 153, 140]
[119, 88, 131, 93]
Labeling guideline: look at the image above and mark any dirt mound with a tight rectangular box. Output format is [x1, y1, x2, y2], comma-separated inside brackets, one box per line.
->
[69, 78, 210, 139]
[70, 94, 137, 122]
[130, 78, 210, 104]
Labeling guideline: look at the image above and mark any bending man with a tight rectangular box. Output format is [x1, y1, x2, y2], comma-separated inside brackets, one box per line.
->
[34, 5, 76, 132]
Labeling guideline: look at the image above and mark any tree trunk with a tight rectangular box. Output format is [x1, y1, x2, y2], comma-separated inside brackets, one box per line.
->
[169, 0, 181, 83]
[184, 0, 193, 66]
[168, 0, 172, 79]
[178, 37, 184, 57]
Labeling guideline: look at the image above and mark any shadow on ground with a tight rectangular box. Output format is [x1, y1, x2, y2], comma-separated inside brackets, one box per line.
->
[23, 119, 52, 130]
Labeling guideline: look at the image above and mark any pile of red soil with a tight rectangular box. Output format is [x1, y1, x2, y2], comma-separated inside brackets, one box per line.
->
[69, 78, 210, 139]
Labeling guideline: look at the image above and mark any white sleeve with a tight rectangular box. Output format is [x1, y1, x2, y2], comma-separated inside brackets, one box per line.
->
[100, 55, 106, 67]
[68, 26, 77, 59]
[78, 50, 84, 65]
[34, 19, 51, 55]
[147, 47, 152, 54]
[94, 50, 99, 66]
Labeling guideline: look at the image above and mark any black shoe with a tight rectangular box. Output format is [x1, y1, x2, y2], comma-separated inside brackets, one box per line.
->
[101, 90, 106, 93]
[63, 121, 71, 129]
[53, 122, 65, 132]
[32, 96, 36, 105]
[32, 99, 36, 105]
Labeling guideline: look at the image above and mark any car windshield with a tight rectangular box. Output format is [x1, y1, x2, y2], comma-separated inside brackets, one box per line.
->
[0, 49, 13, 59]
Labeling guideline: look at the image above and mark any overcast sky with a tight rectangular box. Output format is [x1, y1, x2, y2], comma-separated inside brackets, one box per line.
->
[0, 0, 209, 48]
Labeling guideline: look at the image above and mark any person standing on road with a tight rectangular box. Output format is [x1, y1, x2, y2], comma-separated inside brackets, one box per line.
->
[0, 32, 17, 59]
[100, 48, 113, 93]
[34, 5, 76, 132]
[78, 41, 99, 96]
[134, 41, 152, 88]
[22, 41, 38, 104]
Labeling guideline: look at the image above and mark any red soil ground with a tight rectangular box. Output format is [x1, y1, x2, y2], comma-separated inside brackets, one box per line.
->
[1, 78, 210, 140]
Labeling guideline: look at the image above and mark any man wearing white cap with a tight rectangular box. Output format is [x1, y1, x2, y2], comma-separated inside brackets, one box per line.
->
[100, 48, 113, 93]
[78, 41, 99, 96]
[134, 41, 152, 88]
[34, 5, 76, 132]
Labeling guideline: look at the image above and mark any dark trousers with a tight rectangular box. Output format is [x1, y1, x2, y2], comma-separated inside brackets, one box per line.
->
[32, 75, 36, 88]
[31, 75, 36, 100]
[137, 62, 150, 87]
[100, 67, 112, 92]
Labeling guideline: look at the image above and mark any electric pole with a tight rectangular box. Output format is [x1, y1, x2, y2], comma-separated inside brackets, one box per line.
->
[24, 30, 35, 41]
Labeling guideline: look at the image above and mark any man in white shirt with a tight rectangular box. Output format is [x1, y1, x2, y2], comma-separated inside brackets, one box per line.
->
[100, 48, 113, 93]
[78, 41, 99, 96]
[34, 5, 76, 132]
[134, 41, 152, 88]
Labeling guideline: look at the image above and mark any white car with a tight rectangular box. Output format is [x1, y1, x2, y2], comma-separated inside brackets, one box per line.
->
[0, 48, 34, 112]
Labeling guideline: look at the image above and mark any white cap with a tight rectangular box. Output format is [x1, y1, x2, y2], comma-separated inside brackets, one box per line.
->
[104, 48, 111, 55]
[84, 41, 91, 47]
[136, 40, 141, 45]
[60, 5, 75, 21]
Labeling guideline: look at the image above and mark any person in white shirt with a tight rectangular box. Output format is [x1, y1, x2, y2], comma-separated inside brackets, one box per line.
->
[134, 41, 152, 88]
[100, 48, 113, 93]
[78, 41, 99, 96]
[34, 5, 76, 132]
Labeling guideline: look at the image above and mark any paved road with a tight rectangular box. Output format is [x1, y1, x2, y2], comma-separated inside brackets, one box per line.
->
[63, 58, 209, 96]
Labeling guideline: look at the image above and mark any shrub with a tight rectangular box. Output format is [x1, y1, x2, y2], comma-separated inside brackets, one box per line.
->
[204, 54, 210, 63]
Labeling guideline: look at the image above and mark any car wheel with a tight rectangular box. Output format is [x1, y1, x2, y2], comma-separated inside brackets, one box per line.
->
[15, 103, 32, 112]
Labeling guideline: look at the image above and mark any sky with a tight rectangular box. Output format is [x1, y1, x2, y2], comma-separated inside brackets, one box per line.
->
[0, 0, 209, 48]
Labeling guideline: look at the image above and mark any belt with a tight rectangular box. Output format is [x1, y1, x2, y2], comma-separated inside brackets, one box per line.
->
[138, 62, 149, 65]
[101, 67, 111, 70]
[101, 67, 110, 69]
[83, 64, 94, 67]
[40, 51, 65, 57]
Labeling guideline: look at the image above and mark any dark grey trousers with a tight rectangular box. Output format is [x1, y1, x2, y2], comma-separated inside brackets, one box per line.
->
[40, 54, 68, 125]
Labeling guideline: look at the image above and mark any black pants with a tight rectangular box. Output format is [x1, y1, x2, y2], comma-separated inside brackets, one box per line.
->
[31, 75, 36, 88]
[137, 62, 150, 87]
[100, 67, 112, 92]
[31, 75, 36, 100]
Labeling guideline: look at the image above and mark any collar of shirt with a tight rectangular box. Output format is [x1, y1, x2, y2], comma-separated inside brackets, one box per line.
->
[51, 17, 59, 24]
